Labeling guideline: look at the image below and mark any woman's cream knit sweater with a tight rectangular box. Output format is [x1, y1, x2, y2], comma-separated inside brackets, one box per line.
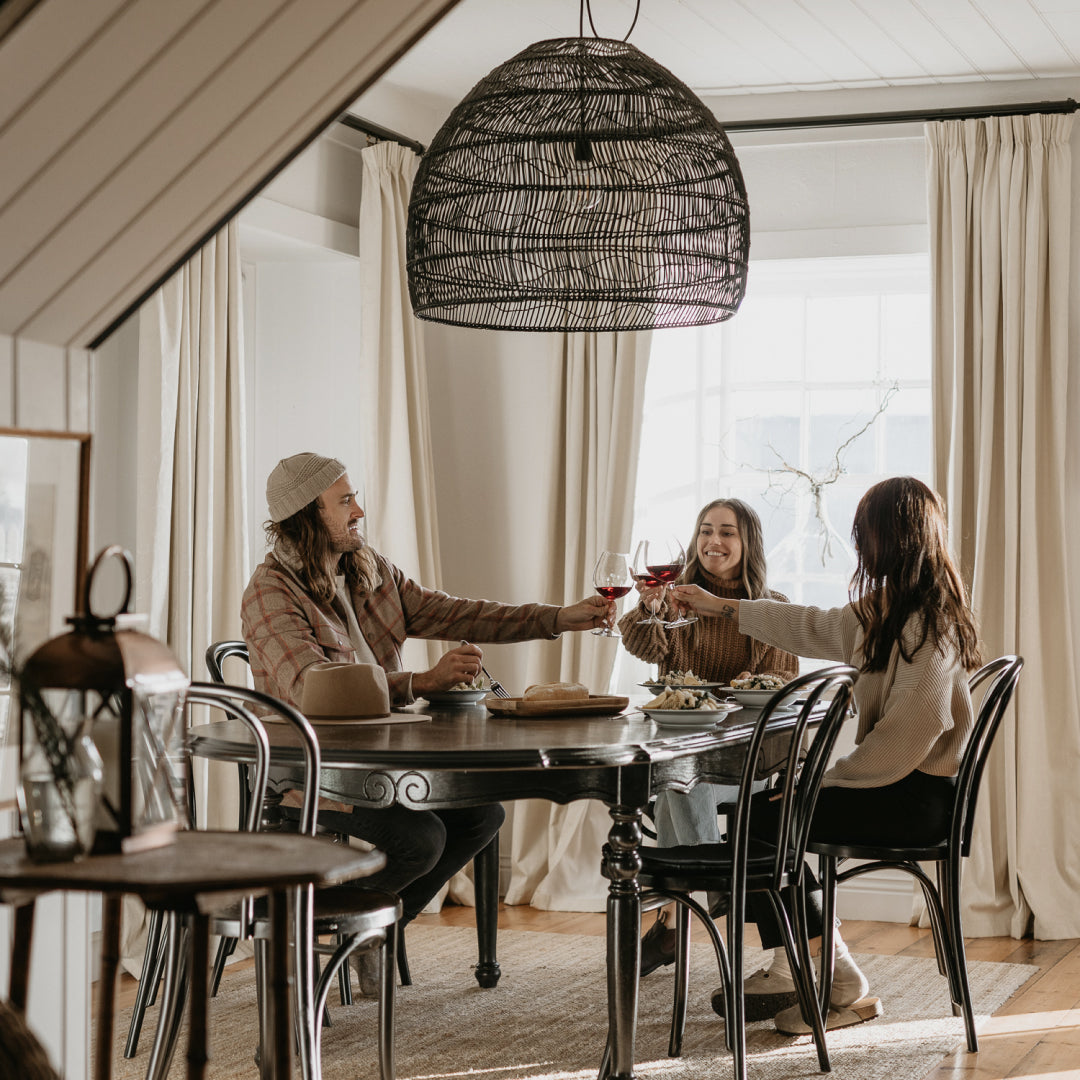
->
[739, 599, 974, 789]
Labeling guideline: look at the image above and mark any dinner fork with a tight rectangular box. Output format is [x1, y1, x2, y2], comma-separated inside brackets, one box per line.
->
[461, 639, 511, 697]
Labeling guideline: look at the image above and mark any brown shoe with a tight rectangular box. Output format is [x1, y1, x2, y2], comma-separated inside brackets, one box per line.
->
[639, 914, 677, 978]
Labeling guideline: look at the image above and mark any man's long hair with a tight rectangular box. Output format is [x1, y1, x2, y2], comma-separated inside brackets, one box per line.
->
[265, 500, 381, 604]
[849, 476, 981, 673]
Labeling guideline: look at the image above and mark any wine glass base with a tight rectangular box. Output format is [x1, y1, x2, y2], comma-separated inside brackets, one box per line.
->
[664, 616, 698, 629]
[591, 628, 621, 637]
[636, 616, 665, 625]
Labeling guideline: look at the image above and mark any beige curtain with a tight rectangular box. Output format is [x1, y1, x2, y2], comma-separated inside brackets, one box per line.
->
[927, 114, 1080, 938]
[125, 219, 250, 969]
[358, 141, 443, 672]
[506, 330, 651, 910]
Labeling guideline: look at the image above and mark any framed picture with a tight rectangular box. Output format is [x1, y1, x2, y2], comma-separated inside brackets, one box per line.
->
[0, 427, 91, 812]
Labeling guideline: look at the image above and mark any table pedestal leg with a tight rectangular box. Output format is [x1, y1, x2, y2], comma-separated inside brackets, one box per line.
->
[9, 902, 35, 1013]
[96, 895, 121, 1080]
[603, 801, 643, 1080]
[186, 914, 210, 1080]
[474, 835, 501, 988]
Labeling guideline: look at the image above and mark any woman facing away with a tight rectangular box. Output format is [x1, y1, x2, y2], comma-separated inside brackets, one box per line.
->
[618, 499, 798, 977]
[671, 476, 983, 1035]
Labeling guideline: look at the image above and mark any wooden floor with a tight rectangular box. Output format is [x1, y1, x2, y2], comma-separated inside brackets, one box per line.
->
[113, 903, 1080, 1079]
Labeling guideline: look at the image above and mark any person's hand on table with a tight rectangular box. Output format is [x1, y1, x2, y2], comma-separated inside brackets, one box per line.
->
[413, 643, 484, 696]
[557, 594, 615, 633]
[668, 585, 740, 621]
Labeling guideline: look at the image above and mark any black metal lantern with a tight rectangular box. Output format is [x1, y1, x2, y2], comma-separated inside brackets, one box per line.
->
[406, 27, 750, 333]
[18, 546, 188, 856]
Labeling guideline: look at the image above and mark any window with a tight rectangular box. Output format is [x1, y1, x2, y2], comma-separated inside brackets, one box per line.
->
[615, 254, 931, 687]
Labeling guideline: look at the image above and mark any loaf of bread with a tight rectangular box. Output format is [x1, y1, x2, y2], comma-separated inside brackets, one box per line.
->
[522, 682, 589, 702]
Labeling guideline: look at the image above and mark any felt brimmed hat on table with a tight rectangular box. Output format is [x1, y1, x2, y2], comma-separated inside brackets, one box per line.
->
[300, 663, 428, 724]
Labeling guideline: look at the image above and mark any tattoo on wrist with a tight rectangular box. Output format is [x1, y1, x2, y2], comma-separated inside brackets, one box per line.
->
[720, 603, 736, 620]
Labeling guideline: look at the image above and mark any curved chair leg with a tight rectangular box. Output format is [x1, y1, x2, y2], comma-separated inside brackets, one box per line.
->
[210, 934, 238, 996]
[785, 882, 830, 1072]
[397, 929, 411, 986]
[124, 908, 165, 1058]
[942, 856, 978, 1052]
[668, 903, 691, 1058]
[145, 913, 189, 1080]
[336, 932, 353, 1005]
[378, 925, 397, 1080]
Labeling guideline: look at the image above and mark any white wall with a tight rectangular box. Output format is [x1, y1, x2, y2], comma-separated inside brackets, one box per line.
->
[242, 257, 365, 571]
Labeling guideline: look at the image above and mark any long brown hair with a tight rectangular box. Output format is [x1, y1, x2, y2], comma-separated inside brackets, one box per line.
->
[849, 477, 981, 673]
[681, 498, 770, 599]
[265, 501, 381, 604]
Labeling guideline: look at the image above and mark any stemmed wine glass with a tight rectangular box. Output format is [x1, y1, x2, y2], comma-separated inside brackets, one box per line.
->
[631, 540, 666, 625]
[591, 551, 632, 637]
[639, 536, 698, 630]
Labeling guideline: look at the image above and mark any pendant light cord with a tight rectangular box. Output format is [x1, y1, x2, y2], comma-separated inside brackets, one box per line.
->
[580, 0, 640, 41]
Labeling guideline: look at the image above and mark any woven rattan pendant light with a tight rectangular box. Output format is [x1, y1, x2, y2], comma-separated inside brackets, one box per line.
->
[405, 2, 750, 333]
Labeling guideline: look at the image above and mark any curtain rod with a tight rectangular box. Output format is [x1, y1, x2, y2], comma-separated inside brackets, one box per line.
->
[338, 113, 425, 155]
[721, 97, 1077, 133]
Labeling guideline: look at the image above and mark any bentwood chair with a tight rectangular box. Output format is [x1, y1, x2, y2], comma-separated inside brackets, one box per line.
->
[813, 654, 1024, 1053]
[138, 682, 399, 1080]
[609, 666, 857, 1080]
[203, 639, 418, 992]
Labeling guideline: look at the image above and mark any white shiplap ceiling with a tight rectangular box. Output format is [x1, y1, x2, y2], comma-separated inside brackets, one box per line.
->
[373, 0, 1080, 114]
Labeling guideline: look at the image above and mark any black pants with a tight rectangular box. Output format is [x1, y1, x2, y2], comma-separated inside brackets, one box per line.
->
[315, 802, 505, 925]
[746, 770, 955, 950]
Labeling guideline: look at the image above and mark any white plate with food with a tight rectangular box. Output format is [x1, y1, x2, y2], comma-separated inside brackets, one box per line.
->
[723, 687, 797, 707]
[423, 688, 492, 706]
[644, 705, 739, 728]
[639, 682, 725, 691]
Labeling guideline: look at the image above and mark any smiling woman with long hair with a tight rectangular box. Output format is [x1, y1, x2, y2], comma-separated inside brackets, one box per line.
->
[671, 476, 983, 1036]
[620, 498, 798, 979]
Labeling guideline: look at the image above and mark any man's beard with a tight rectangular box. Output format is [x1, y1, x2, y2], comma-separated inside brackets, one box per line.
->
[328, 521, 365, 553]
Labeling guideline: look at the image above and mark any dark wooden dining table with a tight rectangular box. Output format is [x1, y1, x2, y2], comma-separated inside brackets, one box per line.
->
[188, 698, 801, 1080]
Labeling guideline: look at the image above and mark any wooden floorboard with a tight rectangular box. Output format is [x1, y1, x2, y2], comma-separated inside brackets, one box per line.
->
[109, 903, 1080, 1080]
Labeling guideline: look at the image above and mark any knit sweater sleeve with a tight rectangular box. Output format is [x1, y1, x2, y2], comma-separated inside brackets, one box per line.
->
[738, 599, 859, 663]
[617, 598, 672, 664]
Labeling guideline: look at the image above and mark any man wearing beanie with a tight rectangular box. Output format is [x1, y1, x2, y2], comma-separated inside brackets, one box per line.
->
[242, 451, 614, 989]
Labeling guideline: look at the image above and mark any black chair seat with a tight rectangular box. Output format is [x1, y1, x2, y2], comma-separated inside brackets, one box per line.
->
[641, 839, 802, 885]
[811, 839, 948, 862]
[210, 887, 401, 940]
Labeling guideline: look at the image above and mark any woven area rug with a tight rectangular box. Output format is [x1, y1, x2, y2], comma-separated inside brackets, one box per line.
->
[111, 925, 1034, 1080]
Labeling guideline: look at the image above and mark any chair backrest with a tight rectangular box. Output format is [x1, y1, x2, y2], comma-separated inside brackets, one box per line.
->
[729, 665, 858, 892]
[205, 640, 250, 683]
[187, 680, 320, 836]
[953, 655, 1023, 856]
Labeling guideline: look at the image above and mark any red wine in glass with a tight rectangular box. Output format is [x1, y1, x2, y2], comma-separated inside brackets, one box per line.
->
[592, 551, 631, 637]
[596, 584, 632, 601]
[646, 562, 682, 584]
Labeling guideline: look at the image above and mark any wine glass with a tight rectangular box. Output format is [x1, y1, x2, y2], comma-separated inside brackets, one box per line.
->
[643, 536, 698, 629]
[631, 540, 666, 625]
[591, 551, 632, 637]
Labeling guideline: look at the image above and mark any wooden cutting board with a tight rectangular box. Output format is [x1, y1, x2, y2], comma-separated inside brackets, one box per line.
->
[484, 694, 630, 718]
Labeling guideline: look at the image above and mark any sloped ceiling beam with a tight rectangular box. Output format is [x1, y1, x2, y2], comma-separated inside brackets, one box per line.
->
[0, 0, 459, 349]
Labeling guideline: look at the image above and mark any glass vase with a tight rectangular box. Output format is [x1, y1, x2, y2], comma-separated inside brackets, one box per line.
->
[17, 690, 104, 862]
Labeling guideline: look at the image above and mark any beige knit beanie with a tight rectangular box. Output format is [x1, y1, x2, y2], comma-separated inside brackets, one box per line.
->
[266, 452, 347, 523]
